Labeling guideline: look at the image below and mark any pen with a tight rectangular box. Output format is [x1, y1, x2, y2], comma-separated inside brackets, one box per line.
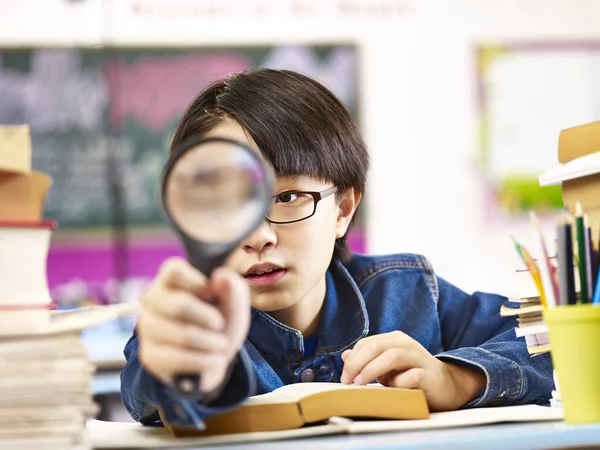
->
[557, 212, 577, 305]
[592, 263, 600, 304]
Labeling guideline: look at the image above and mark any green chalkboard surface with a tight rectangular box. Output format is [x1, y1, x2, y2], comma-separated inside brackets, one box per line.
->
[0, 45, 358, 228]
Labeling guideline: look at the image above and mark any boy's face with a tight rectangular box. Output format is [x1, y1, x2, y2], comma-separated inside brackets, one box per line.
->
[203, 119, 358, 313]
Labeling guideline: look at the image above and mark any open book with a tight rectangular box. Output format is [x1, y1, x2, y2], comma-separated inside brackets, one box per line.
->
[161, 382, 429, 436]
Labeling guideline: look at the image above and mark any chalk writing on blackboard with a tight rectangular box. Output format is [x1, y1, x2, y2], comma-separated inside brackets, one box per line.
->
[0, 45, 358, 228]
[0, 50, 108, 133]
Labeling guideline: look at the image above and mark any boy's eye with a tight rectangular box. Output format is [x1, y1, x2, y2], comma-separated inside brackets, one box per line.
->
[275, 192, 298, 204]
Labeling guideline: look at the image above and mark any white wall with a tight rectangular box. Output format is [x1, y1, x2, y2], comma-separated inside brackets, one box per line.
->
[402, 0, 600, 295]
[2, 0, 600, 296]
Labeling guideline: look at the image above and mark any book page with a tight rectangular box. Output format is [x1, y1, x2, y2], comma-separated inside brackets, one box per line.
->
[244, 382, 387, 406]
[265, 382, 387, 402]
[500, 304, 544, 316]
[0, 334, 85, 360]
[88, 419, 345, 449]
[335, 405, 563, 434]
[243, 382, 353, 406]
[539, 151, 600, 186]
[241, 391, 293, 406]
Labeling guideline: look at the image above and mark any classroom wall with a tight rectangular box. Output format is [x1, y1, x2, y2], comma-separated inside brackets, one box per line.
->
[2, 0, 600, 296]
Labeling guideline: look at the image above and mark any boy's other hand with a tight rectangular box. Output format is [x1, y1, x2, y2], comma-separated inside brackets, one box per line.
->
[137, 257, 251, 393]
[340, 331, 486, 411]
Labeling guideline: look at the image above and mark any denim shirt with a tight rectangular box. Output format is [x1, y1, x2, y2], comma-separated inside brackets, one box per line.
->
[120, 253, 553, 427]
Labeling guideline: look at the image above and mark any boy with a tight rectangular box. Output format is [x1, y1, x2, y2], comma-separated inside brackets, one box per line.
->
[121, 69, 553, 428]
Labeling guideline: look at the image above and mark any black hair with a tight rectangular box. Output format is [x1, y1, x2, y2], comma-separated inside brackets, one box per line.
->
[171, 69, 370, 262]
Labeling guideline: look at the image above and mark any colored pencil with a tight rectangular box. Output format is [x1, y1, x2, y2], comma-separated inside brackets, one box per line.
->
[512, 236, 546, 308]
[529, 211, 557, 308]
[584, 215, 593, 300]
[575, 202, 590, 303]
[593, 224, 600, 289]
[557, 212, 577, 305]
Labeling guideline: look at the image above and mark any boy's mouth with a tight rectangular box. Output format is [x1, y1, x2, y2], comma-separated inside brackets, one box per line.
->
[244, 264, 287, 286]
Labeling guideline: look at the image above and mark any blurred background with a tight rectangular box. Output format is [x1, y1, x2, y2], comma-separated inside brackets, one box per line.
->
[1, 0, 599, 419]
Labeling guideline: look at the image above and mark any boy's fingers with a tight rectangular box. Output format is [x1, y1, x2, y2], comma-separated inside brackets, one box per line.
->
[138, 314, 229, 352]
[388, 367, 427, 390]
[158, 257, 210, 297]
[354, 348, 421, 385]
[341, 350, 351, 362]
[341, 339, 386, 384]
[139, 342, 228, 383]
[210, 267, 251, 343]
[143, 289, 225, 331]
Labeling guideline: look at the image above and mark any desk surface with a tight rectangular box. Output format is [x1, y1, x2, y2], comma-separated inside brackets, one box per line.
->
[179, 421, 600, 450]
[90, 418, 600, 450]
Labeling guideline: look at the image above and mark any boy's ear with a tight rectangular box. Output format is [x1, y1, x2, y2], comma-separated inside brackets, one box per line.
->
[336, 187, 362, 239]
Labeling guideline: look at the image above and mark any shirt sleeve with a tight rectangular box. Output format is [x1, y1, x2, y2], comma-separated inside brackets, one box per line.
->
[433, 276, 553, 408]
[120, 330, 256, 428]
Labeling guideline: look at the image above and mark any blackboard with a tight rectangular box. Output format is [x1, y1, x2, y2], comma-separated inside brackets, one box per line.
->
[0, 46, 358, 229]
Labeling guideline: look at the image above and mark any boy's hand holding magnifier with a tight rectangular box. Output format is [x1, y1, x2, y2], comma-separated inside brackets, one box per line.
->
[137, 137, 274, 400]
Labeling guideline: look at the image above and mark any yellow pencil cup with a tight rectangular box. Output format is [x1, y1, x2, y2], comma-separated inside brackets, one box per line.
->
[543, 304, 600, 424]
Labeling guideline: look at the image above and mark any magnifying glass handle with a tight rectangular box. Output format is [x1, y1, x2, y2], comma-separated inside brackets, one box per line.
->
[181, 236, 229, 278]
[173, 374, 202, 399]
[173, 358, 237, 403]
[171, 242, 229, 400]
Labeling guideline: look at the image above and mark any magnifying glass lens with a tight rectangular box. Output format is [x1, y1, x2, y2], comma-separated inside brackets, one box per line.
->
[165, 140, 270, 243]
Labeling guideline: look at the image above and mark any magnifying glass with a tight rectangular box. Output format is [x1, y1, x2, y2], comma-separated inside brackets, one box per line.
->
[161, 136, 274, 399]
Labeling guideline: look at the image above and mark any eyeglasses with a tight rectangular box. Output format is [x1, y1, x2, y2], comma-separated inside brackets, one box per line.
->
[265, 186, 339, 224]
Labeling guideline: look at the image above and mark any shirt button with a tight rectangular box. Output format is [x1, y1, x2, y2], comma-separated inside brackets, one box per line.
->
[300, 368, 315, 382]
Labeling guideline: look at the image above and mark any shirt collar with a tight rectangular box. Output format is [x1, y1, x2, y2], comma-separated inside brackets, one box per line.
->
[247, 259, 369, 362]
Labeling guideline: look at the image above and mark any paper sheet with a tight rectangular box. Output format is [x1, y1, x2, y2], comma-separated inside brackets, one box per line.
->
[333, 405, 563, 434]
[539, 151, 600, 186]
[87, 420, 344, 449]
[0, 303, 140, 338]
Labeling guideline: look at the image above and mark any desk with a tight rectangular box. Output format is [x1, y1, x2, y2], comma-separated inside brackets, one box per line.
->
[178, 421, 600, 450]
[90, 418, 600, 450]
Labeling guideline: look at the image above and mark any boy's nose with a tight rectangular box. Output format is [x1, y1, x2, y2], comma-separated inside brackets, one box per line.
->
[242, 220, 277, 254]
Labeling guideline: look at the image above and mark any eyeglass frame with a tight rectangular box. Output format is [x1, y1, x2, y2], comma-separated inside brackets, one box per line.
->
[265, 185, 339, 224]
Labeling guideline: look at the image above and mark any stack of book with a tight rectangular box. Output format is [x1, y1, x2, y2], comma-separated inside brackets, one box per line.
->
[0, 125, 55, 332]
[501, 267, 551, 355]
[501, 301, 548, 355]
[0, 125, 135, 449]
[0, 332, 97, 449]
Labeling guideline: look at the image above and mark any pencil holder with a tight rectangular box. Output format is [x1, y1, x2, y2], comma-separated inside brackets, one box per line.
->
[543, 304, 600, 424]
